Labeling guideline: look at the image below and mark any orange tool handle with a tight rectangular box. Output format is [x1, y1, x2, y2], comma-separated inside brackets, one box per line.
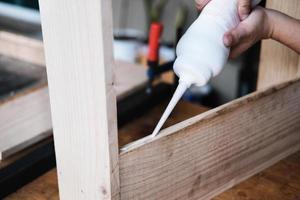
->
[148, 23, 163, 62]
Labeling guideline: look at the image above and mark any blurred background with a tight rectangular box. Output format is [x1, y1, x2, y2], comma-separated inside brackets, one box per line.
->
[0, 0, 264, 107]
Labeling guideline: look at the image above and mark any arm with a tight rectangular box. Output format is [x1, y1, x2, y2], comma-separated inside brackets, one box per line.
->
[268, 9, 300, 53]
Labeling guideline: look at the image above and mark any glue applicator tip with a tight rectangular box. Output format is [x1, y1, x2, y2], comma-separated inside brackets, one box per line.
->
[151, 81, 190, 137]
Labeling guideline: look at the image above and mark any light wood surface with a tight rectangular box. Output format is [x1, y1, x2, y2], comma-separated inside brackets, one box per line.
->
[0, 31, 147, 99]
[0, 31, 44, 66]
[0, 30, 146, 159]
[5, 101, 300, 200]
[0, 86, 51, 159]
[39, 0, 120, 199]
[0, 56, 49, 160]
[114, 61, 147, 100]
[120, 78, 300, 200]
[257, 0, 300, 89]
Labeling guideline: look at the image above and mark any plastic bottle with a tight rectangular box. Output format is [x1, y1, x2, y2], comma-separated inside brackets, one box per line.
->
[152, 0, 261, 137]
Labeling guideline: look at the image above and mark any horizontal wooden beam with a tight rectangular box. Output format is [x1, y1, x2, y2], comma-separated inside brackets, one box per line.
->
[0, 31, 44, 66]
[0, 85, 51, 159]
[0, 31, 147, 99]
[120, 78, 300, 200]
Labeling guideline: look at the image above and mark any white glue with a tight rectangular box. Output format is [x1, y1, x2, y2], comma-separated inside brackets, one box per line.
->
[151, 0, 261, 137]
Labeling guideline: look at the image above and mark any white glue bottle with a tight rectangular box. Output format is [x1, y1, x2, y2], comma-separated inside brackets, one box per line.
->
[152, 0, 261, 137]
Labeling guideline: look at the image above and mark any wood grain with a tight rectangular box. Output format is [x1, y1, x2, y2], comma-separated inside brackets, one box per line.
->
[213, 152, 300, 200]
[6, 152, 300, 200]
[257, 0, 300, 89]
[120, 78, 300, 200]
[4, 101, 300, 200]
[0, 85, 51, 159]
[4, 101, 209, 200]
[39, 0, 120, 199]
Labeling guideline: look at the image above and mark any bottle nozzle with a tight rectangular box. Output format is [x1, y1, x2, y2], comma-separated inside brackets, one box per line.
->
[151, 81, 189, 137]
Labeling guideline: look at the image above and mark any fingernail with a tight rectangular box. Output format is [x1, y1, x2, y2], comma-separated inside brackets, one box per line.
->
[239, 5, 250, 20]
[224, 34, 233, 47]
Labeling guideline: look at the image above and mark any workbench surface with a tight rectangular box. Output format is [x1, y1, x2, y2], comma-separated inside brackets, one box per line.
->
[4, 100, 300, 200]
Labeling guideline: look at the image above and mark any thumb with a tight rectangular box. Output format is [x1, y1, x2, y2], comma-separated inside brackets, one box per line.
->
[223, 25, 248, 47]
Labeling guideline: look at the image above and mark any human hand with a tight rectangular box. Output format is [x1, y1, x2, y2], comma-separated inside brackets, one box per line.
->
[223, 7, 273, 58]
[195, 0, 253, 20]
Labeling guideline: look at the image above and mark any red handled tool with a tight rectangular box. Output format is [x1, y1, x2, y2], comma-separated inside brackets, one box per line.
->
[148, 22, 163, 63]
[147, 22, 163, 93]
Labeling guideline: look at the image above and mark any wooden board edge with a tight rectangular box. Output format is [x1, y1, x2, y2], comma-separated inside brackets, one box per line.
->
[0, 131, 52, 160]
[121, 77, 300, 153]
[0, 81, 47, 106]
[0, 86, 52, 160]
[0, 31, 45, 66]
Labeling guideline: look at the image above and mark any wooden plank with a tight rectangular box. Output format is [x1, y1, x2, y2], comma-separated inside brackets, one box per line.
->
[114, 61, 147, 100]
[0, 31, 147, 99]
[0, 56, 49, 160]
[120, 78, 300, 200]
[0, 32, 44, 66]
[38, 0, 120, 199]
[214, 152, 300, 200]
[257, 0, 300, 89]
[0, 85, 51, 160]
[5, 151, 300, 200]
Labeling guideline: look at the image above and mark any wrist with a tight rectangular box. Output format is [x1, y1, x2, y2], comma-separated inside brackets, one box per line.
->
[263, 8, 275, 39]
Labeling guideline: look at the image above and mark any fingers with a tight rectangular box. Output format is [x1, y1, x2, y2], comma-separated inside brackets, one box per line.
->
[195, 0, 211, 10]
[223, 24, 252, 58]
[238, 0, 252, 20]
[196, 0, 253, 19]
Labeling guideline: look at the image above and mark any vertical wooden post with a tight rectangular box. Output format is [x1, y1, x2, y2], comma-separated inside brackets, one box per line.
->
[257, 0, 300, 89]
[38, 0, 119, 199]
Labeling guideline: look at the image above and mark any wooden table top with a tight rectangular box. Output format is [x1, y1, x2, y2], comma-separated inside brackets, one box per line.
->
[4, 100, 300, 200]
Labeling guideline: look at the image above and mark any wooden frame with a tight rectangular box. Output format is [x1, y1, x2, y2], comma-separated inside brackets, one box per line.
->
[38, 0, 300, 199]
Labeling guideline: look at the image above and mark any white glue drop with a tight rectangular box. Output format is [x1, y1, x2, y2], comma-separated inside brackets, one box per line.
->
[151, 81, 190, 137]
